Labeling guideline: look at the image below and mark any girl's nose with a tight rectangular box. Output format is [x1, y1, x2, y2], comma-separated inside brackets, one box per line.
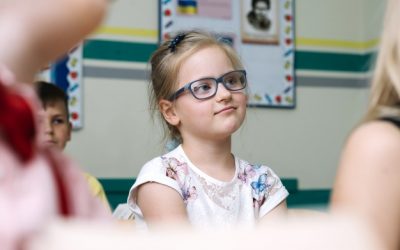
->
[215, 83, 232, 102]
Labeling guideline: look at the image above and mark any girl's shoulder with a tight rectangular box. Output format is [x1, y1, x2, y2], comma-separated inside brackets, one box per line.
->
[142, 148, 185, 168]
[337, 120, 400, 184]
[347, 120, 400, 156]
[139, 146, 188, 176]
[131, 146, 191, 204]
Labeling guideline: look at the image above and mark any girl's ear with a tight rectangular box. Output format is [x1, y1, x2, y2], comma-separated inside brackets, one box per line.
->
[159, 99, 180, 126]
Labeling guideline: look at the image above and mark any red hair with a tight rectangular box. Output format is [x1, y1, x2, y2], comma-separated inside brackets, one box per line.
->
[0, 82, 36, 163]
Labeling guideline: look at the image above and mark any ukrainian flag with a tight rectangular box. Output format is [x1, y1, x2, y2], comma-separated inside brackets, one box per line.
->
[178, 0, 197, 15]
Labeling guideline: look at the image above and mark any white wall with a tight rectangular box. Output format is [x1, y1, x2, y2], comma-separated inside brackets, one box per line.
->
[65, 0, 383, 189]
[65, 77, 369, 189]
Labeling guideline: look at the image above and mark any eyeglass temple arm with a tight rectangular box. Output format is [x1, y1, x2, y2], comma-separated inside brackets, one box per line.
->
[168, 85, 187, 101]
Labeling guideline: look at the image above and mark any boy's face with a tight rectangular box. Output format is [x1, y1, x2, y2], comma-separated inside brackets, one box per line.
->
[40, 100, 71, 150]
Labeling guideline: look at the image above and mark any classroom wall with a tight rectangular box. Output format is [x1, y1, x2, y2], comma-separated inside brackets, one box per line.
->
[65, 0, 385, 189]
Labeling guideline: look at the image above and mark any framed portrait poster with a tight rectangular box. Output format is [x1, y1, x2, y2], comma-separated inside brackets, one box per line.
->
[242, 0, 280, 44]
[160, 0, 295, 108]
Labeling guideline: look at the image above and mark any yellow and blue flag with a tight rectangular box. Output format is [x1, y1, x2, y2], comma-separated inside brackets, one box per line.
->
[178, 0, 197, 15]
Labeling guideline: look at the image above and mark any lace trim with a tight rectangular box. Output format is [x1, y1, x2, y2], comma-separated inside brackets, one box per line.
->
[195, 171, 239, 210]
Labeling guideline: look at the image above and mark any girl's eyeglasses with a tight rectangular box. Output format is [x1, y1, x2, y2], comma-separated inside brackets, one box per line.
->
[168, 70, 247, 101]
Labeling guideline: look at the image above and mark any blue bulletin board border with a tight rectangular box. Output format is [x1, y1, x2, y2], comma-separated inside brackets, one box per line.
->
[50, 45, 84, 129]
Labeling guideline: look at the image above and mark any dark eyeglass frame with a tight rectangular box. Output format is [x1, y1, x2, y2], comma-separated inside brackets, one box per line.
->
[168, 70, 247, 101]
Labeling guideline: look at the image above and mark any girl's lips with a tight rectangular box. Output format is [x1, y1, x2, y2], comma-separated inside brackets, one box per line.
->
[215, 106, 236, 115]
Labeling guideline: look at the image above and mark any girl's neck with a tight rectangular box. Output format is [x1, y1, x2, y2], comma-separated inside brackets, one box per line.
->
[181, 138, 235, 182]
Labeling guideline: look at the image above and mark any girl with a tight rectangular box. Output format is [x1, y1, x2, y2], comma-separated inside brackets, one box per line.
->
[128, 30, 288, 229]
[331, 0, 400, 249]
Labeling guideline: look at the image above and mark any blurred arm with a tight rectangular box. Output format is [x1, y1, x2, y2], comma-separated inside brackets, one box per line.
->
[0, 0, 107, 83]
[331, 121, 400, 250]
[137, 182, 189, 228]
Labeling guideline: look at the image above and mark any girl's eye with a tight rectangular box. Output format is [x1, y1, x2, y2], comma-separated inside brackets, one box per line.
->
[224, 77, 239, 87]
[225, 77, 235, 85]
[192, 80, 213, 94]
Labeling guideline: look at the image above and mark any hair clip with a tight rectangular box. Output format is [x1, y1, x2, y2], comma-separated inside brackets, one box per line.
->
[168, 33, 186, 52]
[217, 36, 234, 47]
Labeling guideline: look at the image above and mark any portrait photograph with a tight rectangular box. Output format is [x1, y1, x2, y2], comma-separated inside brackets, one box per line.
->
[241, 0, 280, 45]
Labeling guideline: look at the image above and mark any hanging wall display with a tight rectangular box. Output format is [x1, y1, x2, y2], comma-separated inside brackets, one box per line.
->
[159, 0, 295, 108]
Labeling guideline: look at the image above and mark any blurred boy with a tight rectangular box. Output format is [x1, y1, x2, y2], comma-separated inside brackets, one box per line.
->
[35, 80, 111, 211]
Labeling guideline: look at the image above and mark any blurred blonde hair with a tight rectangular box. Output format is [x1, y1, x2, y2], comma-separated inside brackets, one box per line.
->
[365, 0, 400, 121]
[149, 30, 244, 143]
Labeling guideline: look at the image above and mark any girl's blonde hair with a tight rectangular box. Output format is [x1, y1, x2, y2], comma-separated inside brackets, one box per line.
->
[365, 0, 400, 121]
[149, 30, 244, 143]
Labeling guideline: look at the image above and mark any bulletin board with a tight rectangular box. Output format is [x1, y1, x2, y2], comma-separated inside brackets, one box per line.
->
[159, 0, 295, 108]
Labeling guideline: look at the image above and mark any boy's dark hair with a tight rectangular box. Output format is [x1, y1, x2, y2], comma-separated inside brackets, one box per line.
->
[35, 81, 69, 116]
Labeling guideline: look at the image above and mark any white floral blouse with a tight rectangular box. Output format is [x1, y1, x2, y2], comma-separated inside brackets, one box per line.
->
[128, 145, 288, 229]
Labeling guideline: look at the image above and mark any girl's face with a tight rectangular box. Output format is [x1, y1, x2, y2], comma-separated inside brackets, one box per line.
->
[172, 46, 247, 143]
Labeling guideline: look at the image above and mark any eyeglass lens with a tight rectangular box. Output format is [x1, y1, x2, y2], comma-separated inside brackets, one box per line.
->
[190, 71, 246, 99]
